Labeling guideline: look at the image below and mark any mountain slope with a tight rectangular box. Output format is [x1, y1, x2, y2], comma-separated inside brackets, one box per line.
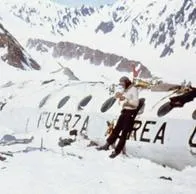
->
[0, 0, 195, 84]
[1, 0, 195, 58]
[27, 38, 151, 78]
[0, 23, 40, 70]
[108, 0, 196, 57]
[0, 0, 97, 37]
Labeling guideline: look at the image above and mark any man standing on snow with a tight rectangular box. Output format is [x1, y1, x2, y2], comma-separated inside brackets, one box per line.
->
[97, 76, 139, 158]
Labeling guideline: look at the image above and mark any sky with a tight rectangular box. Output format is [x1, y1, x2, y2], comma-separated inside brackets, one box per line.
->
[55, 0, 116, 7]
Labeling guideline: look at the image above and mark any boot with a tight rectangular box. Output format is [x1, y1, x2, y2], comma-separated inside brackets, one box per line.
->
[109, 151, 119, 158]
[96, 142, 109, 151]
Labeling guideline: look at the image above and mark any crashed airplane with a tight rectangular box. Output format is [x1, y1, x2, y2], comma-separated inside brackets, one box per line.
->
[0, 79, 196, 170]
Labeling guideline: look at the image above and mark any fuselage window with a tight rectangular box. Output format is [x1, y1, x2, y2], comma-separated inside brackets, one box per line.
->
[157, 102, 173, 117]
[101, 97, 116, 113]
[192, 109, 196, 120]
[57, 96, 70, 109]
[78, 95, 92, 110]
[137, 98, 145, 115]
[39, 94, 51, 108]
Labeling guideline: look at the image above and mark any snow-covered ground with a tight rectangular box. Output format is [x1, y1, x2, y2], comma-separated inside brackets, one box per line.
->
[0, 129, 196, 194]
[0, 59, 196, 193]
[0, 0, 196, 193]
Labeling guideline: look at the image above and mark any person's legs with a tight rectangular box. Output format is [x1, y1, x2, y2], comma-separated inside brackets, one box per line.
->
[106, 113, 124, 145]
[114, 123, 131, 154]
[110, 110, 135, 158]
[97, 112, 124, 150]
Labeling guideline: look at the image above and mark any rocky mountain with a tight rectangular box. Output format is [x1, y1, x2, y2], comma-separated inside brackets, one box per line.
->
[107, 0, 196, 57]
[0, 0, 195, 80]
[1, 0, 97, 36]
[1, 0, 195, 58]
[27, 38, 151, 78]
[0, 23, 40, 70]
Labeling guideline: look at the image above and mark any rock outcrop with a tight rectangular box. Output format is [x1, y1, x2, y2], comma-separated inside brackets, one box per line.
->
[27, 38, 151, 78]
[0, 23, 40, 70]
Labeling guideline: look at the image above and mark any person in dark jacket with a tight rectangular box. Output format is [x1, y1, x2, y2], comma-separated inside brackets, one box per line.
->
[97, 76, 139, 158]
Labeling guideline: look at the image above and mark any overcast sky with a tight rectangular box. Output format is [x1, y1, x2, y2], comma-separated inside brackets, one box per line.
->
[55, 0, 116, 7]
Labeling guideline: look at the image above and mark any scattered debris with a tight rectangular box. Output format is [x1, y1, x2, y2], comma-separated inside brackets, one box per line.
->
[0, 135, 34, 146]
[87, 141, 99, 147]
[159, 176, 172, 181]
[41, 79, 55, 85]
[58, 137, 75, 147]
[0, 155, 6, 161]
[66, 152, 83, 159]
[0, 151, 13, 157]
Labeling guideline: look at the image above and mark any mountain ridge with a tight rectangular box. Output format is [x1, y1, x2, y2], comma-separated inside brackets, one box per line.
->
[27, 38, 151, 78]
[1, 0, 195, 58]
[0, 0, 195, 83]
[0, 23, 40, 70]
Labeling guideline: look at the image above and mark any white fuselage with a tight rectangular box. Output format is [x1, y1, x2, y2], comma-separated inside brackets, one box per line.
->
[0, 81, 196, 170]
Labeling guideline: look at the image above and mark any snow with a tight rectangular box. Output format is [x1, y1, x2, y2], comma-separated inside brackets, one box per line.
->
[0, 130, 196, 194]
[0, 0, 195, 85]
[0, 28, 4, 34]
[0, 56, 196, 194]
[0, 0, 196, 193]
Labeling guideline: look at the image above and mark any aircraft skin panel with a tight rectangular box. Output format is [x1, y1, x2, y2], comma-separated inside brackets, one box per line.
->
[0, 81, 196, 170]
[12, 108, 195, 170]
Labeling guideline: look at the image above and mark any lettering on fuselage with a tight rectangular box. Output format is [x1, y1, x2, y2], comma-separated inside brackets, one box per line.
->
[37, 111, 196, 148]
[129, 120, 166, 144]
[37, 111, 89, 133]
[189, 126, 196, 148]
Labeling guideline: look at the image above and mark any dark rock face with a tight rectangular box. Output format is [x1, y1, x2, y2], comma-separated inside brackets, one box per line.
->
[0, 23, 40, 70]
[8, 2, 95, 35]
[112, 0, 196, 57]
[27, 39, 55, 52]
[95, 21, 114, 34]
[27, 38, 152, 78]
[5, 0, 196, 61]
[4, 0, 196, 60]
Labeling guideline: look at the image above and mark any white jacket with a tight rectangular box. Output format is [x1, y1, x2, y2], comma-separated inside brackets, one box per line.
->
[121, 86, 139, 110]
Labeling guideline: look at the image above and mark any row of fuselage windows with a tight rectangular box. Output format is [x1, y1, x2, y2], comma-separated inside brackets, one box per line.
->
[39, 94, 114, 113]
[38, 94, 196, 119]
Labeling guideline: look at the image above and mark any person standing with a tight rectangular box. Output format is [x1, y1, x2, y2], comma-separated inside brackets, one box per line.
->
[97, 76, 139, 158]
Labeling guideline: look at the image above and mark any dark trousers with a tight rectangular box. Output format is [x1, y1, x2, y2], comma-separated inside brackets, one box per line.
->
[107, 109, 136, 154]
